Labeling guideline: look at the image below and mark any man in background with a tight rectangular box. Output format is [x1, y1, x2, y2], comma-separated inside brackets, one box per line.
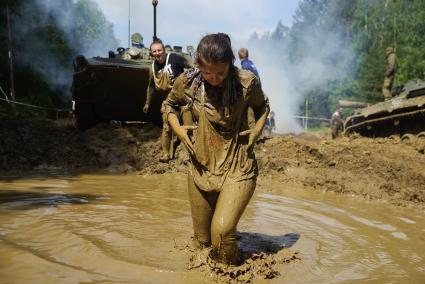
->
[239, 48, 262, 132]
[144, 39, 191, 162]
[238, 48, 260, 80]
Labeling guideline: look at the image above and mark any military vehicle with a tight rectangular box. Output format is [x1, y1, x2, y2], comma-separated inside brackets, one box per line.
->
[343, 79, 425, 141]
[71, 0, 193, 130]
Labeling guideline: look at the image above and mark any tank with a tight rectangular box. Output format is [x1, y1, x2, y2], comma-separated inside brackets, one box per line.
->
[343, 79, 425, 140]
[72, 55, 157, 130]
[71, 0, 193, 130]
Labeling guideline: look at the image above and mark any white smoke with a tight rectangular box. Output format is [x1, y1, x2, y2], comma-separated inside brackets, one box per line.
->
[12, 0, 119, 94]
[243, 43, 302, 134]
[237, 17, 354, 133]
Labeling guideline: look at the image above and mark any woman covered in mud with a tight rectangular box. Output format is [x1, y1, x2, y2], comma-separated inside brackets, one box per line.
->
[163, 33, 269, 265]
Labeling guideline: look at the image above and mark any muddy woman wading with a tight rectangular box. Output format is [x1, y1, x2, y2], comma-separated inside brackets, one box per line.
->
[163, 33, 269, 265]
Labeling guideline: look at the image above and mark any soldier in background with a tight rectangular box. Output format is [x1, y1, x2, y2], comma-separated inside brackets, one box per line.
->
[331, 107, 344, 139]
[131, 33, 144, 48]
[122, 33, 149, 60]
[382, 46, 397, 100]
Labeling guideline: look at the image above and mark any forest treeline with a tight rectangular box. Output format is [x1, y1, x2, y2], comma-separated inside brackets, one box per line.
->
[250, 0, 425, 122]
[0, 0, 117, 116]
[1, 0, 425, 122]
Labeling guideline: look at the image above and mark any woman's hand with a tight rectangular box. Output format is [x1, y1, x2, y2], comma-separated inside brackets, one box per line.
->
[143, 104, 149, 113]
[240, 103, 270, 151]
[177, 127, 195, 157]
[239, 128, 262, 152]
[247, 128, 262, 152]
[168, 113, 196, 157]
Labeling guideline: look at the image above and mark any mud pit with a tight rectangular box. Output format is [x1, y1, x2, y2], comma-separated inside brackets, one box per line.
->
[1, 174, 424, 283]
[0, 115, 425, 283]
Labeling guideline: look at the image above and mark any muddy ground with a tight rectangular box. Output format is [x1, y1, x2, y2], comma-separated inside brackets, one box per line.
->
[1, 114, 424, 210]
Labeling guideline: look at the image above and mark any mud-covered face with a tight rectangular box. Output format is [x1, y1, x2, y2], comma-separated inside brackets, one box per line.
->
[150, 43, 166, 63]
[199, 60, 230, 87]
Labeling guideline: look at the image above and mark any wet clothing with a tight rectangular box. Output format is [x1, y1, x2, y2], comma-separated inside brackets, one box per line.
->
[163, 67, 269, 264]
[382, 51, 397, 100]
[163, 67, 268, 190]
[146, 53, 190, 160]
[241, 58, 260, 79]
[146, 53, 190, 105]
[331, 110, 344, 139]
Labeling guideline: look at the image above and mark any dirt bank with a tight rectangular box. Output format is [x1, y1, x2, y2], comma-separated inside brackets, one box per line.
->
[1, 114, 424, 210]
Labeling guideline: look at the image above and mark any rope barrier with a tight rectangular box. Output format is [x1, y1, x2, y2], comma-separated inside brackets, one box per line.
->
[0, 85, 10, 102]
[293, 115, 331, 122]
[0, 97, 70, 113]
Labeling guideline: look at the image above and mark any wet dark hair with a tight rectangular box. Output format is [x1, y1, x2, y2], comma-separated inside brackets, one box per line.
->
[149, 39, 165, 51]
[195, 33, 235, 66]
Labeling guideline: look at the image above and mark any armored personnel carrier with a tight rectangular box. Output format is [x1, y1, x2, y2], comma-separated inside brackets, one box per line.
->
[343, 79, 425, 141]
[71, 0, 193, 130]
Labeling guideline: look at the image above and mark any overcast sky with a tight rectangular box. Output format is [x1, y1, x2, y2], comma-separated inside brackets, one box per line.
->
[91, 0, 301, 48]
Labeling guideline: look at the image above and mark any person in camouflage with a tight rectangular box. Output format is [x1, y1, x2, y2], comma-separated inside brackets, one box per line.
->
[163, 33, 269, 265]
[382, 47, 397, 100]
[122, 33, 149, 60]
[331, 107, 344, 139]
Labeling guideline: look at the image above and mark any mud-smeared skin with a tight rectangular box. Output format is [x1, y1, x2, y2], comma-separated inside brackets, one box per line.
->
[0, 115, 424, 210]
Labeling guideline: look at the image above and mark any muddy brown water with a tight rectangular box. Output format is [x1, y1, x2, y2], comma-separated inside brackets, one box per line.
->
[0, 172, 424, 283]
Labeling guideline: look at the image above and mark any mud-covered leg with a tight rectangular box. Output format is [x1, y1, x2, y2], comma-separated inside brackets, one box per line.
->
[160, 128, 172, 161]
[187, 174, 218, 248]
[160, 111, 172, 162]
[210, 178, 256, 265]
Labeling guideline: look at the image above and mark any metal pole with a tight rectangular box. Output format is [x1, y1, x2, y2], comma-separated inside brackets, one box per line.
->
[128, 0, 131, 48]
[6, 0, 16, 114]
[305, 98, 309, 130]
[152, 0, 158, 41]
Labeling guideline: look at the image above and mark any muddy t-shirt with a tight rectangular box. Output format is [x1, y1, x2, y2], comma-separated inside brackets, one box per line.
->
[146, 53, 191, 106]
[153, 53, 190, 81]
[163, 68, 269, 190]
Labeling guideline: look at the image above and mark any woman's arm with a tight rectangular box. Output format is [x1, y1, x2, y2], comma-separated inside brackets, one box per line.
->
[168, 113, 195, 156]
[246, 80, 270, 150]
[162, 75, 195, 156]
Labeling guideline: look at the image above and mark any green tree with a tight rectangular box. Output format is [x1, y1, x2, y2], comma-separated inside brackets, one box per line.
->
[0, 0, 119, 116]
